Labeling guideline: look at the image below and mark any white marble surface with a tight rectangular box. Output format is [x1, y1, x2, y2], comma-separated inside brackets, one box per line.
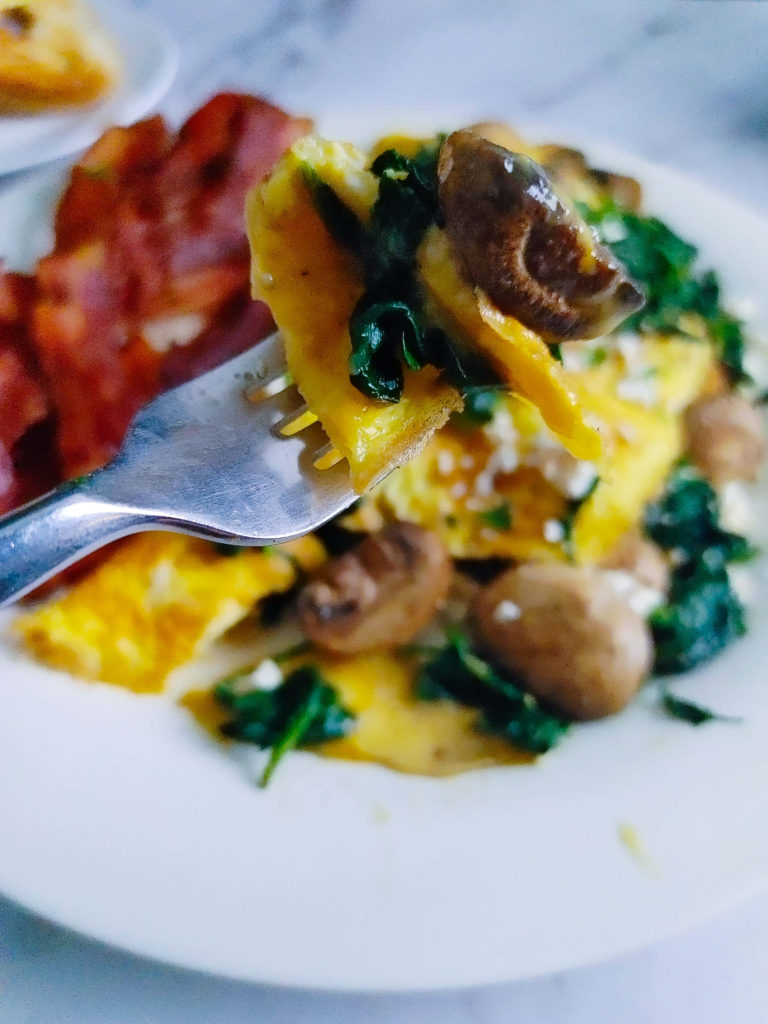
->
[2, 0, 768, 1020]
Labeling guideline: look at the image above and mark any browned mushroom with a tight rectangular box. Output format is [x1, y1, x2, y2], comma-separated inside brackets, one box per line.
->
[297, 523, 452, 654]
[684, 390, 765, 486]
[437, 129, 644, 342]
[470, 562, 653, 720]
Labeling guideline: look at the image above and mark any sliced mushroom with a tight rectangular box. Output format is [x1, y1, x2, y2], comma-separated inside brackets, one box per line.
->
[437, 129, 644, 342]
[471, 562, 653, 720]
[297, 523, 451, 654]
[684, 390, 765, 485]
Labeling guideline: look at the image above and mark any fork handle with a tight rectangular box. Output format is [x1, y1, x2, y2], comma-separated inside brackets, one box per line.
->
[0, 480, 148, 608]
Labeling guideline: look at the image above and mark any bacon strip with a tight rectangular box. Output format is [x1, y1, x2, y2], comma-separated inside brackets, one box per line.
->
[24, 94, 311, 483]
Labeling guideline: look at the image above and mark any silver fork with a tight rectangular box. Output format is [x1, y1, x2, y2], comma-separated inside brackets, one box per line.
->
[0, 334, 356, 608]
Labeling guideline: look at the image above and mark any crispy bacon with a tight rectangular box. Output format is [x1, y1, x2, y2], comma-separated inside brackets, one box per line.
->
[3, 93, 309, 515]
[54, 117, 171, 251]
[0, 267, 51, 508]
[34, 243, 164, 476]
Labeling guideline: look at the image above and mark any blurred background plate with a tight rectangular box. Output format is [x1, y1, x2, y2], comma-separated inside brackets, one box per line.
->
[0, 0, 177, 176]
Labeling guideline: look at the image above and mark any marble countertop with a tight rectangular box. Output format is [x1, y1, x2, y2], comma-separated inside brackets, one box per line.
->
[2, 1, 768, 1020]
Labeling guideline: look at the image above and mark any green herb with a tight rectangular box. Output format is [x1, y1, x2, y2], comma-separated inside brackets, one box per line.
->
[650, 557, 746, 674]
[644, 463, 754, 565]
[644, 462, 751, 673]
[416, 630, 569, 754]
[586, 345, 608, 367]
[581, 201, 751, 384]
[661, 690, 740, 726]
[550, 343, 563, 364]
[216, 666, 354, 787]
[479, 502, 513, 531]
[301, 164, 367, 253]
[454, 389, 501, 425]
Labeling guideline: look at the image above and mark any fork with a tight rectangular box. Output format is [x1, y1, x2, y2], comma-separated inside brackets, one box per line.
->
[0, 334, 356, 608]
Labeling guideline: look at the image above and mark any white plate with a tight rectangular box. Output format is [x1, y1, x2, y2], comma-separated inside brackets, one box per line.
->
[1, 119, 768, 993]
[0, 0, 177, 176]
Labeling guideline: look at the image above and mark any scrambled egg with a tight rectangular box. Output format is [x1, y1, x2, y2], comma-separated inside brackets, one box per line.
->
[16, 533, 324, 693]
[348, 334, 715, 563]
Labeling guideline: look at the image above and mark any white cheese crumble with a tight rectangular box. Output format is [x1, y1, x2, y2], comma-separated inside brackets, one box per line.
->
[603, 569, 663, 617]
[543, 518, 565, 543]
[719, 481, 755, 535]
[436, 449, 456, 476]
[493, 599, 522, 623]
[728, 564, 756, 606]
[245, 658, 284, 691]
[616, 376, 658, 406]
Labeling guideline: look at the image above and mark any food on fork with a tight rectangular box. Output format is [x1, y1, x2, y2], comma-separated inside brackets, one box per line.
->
[0, 0, 121, 112]
[246, 125, 643, 491]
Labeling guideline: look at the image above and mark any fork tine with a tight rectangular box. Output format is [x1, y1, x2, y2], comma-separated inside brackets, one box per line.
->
[0, 332, 358, 606]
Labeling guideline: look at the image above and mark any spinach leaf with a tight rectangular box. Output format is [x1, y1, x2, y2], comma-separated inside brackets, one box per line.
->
[581, 202, 751, 384]
[649, 558, 746, 674]
[479, 502, 513, 531]
[644, 463, 753, 565]
[348, 299, 413, 402]
[643, 462, 751, 674]
[216, 665, 354, 787]
[454, 389, 501, 426]
[306, 141, 504, 403]
[661, 690, 740, 726]
[416, 630, 569, 754]
[301, 164, 367, 253]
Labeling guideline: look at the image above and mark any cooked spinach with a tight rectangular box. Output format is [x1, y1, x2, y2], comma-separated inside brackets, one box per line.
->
[416, 630, 569, 754]
[454, 389, 501, 425]
[644, 463, 753, 565]
[644, 462, 751, 673]
[479, 501, 513, 531]
[216, 665, 354, 787]
[581, 201, 751, 384]
[650, 557, 746, 674]
[305, 142, 503, 403]
[661, 690, 740, 726]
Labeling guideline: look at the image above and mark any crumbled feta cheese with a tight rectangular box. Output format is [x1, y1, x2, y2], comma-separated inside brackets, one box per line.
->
[437, 450, 456, 476]
[719, 481, 754, 535]
[728, 564, 756, 605]
[525, 442, 597, 499]
[246, 658, 284, 690]
[616, 376, 658, 406]
[482, 404, 519, 449]
[451, 481, 468, 499]
[603, 569, 663, 617]
[543, 518, 565, 543]
[493, 600, 522, 623]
